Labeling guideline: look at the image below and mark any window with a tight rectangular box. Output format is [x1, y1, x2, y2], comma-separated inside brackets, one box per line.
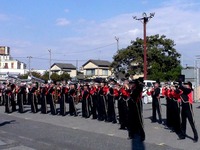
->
[11, 63, 14, 69]
[86, 69, 95, 76]
[4, 63, 8, 69]
[102, 69, 108, 76]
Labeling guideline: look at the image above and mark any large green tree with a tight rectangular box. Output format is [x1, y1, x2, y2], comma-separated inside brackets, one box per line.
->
[111, 34, 181, 81]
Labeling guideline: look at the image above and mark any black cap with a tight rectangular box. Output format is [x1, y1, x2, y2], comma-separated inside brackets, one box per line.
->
[155, 79, 160, 84]
[184, 81, 193, 89]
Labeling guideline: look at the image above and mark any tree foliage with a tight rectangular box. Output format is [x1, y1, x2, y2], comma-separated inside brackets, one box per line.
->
[111, 34, 181, 81]
[19, 71, 71, 82]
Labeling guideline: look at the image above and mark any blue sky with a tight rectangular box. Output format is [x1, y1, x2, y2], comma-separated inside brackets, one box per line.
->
[0, 0, 200, 70]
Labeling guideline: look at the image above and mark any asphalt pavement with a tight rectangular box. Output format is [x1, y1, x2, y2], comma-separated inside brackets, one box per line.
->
[0, 99, 200, 150]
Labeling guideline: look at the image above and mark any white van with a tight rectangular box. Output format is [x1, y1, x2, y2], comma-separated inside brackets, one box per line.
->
[143, 80, 156, 87]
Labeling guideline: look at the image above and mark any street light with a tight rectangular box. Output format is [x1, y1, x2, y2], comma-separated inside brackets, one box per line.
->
[133, 12, 155, 80]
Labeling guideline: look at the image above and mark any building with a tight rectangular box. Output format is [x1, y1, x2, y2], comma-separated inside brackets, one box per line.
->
[181, 66, 200, 101]
[50, 63, 77, 77]
[82, 59, 112, 78]
[0, 46, 27, 81]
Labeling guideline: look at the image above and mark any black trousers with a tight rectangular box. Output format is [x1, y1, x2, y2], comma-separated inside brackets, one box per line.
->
[91, 94, 97, 119]
[152, 98, 162, 122]
[30, 94, 38, 113]
[98, 95, 107, 121]
[69, 96, 77, 116]
[41, 94, 48, 114]
[107, 94, 117, 123]
[171, 99, 181, 134]
[59, 95, 66, 116]
[181, 102, 198, 139]
[166, 97, 173, 127]
[18, 94, 25, 113]
[48, 94, 57, 115]
[5, 94, 12, 113]
[128, 100, 145, 141]
[118, 97, 128, 129]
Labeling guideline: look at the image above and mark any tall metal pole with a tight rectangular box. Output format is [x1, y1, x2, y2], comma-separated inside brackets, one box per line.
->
[143, 19, 147, 80]
[115, 36, 119, 51]
[27, 56, 32, 75]
[48, 49, 51, 81]
[133, 12, 155, 80]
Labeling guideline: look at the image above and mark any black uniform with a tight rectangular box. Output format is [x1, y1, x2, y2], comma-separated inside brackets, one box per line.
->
[128, 82, 145, 141]
[40, 86, 48, 114]
[151, 87, 162, 123]
[179, 83, 198, 142]
[68, 89, 78, 116]
[107, 87, 117, 123]
[17, 86, 26, 113]
[30, 86, 38, 113]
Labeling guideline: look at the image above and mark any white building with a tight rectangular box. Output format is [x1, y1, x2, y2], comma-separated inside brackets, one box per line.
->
[82, 59, 112, 78]
[51, 63, 77, 78]
[0, 46, 27, 81]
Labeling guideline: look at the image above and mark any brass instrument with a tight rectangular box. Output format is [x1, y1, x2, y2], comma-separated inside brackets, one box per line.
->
[75, 89, 81, 104]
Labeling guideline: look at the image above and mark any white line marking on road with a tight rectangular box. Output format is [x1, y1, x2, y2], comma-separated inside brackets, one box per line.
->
[108, 134, 114, 136]
[72, 127, 79, 130]
[25, 118, 31, 120]
[157, 143, 165, 146]
[18, 136, 34, 142]
[38, 141, 51, 146]
[0, 130, 7, 134]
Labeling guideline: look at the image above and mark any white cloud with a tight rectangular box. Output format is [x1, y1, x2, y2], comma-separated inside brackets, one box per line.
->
[56, 18, 70, 26]
[55, 0, 200, 67]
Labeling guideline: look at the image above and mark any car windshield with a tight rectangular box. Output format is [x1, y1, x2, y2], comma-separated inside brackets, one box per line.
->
[147, 82, 152, 87]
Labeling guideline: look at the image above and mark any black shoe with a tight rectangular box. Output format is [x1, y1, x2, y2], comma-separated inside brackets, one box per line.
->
[119, 127, 126, 130]
[112, 121, 117, 124]
[193, 137, 198, 143]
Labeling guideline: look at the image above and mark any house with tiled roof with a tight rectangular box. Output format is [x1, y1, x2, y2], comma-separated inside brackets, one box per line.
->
[50, 63, 77, 77]
[82, 59, 112, 78]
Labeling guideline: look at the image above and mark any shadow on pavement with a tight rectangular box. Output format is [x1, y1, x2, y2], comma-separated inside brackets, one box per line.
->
[0, 120, 16, 127]
[196, 106, 200, 109]
[131, 135, 145, 150]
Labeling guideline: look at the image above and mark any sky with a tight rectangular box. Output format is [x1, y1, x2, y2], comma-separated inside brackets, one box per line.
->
[0, 0, 200, 70]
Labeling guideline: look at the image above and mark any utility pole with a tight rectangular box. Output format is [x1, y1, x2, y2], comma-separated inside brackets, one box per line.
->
[115, 36, 119, 51]
[48, 49, 51, 81]
[76, 60, 78, 71]
[133, 12, 155, 80]
[27, 56, 32, 75]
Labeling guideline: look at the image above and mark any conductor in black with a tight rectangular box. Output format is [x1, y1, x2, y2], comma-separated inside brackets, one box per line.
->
[151, 81, 162, 124]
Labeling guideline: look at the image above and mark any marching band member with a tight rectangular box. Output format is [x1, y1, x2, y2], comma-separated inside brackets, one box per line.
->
[127, 79, 145, 141]
[68, 82, 78, 116]
[178, 81, 198, 142]
[150, 81, 162, 124]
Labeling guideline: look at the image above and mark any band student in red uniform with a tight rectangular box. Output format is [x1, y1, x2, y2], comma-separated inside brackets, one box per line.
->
[178, 81, 198, 142]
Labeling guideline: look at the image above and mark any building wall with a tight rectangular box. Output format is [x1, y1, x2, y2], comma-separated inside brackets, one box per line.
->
[51, 65, 61, 71]
[83, 62, 111, 78]
[70, 70, 77, 77]
[83, 62, 98, 69]
[0, 68, 27, 75]
[51, 65, 77, 77]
